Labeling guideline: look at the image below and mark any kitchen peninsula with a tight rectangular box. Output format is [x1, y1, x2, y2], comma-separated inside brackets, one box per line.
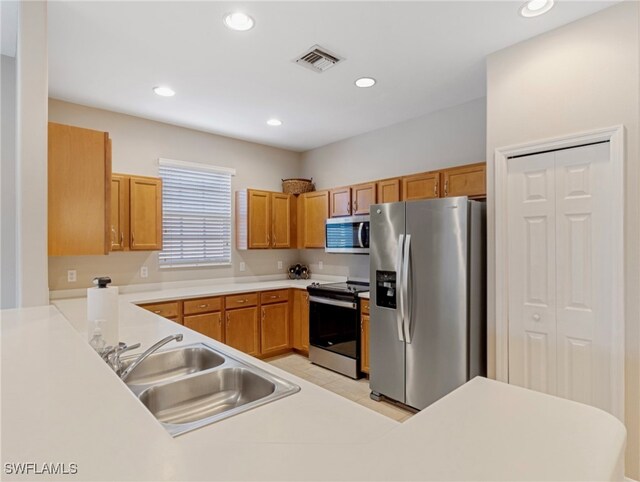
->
[1, 278, 626, 481]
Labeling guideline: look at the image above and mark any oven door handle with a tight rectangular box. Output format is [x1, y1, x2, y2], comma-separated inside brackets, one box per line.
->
[309, 296, 357, 310]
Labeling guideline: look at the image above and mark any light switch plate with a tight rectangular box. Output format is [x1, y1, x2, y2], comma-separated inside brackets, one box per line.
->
[277, 261, 283, 270]
[239, 262, 246, 272]
[67, 270, 77, 283]
[140, 266, 148, 278]
[319, 261, 324, 270]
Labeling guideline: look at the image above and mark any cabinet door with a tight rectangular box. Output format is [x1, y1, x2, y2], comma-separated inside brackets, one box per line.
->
[184, 312, 224, 343]
[442, 163, 486, 198]
[110, 174, 129, 251]
[48, 123, 111, 256]
[271, 193, 291, 248]
[261, 302, 290, 356]
[292, 289, 310, 352]
[329, 187, 352, 217]
[352, 182, 376, 215]
[248, 189, 271, 248]
[377, 178, 401, 204]
[361, 314, 370, 374]
[225, 307, 260, 356]
[302, 191, 329, 248]
[401, 172, 440, 201]
[130, 176, 163, 250]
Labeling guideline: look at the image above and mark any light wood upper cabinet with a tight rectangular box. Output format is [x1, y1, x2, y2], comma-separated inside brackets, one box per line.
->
[299, 190, 329, 248]
[441, 162, 486, 199]
[330, 187, 352, 217]
[236, 190, 293, 249]
[352, 182, 376, 214]
[110, 174, 129, 251]
[48, 122, 111, 256]
[292, 289, 310, 352]
[402, 171, 440, 201]
[225, 306, 260, 356]
[260, 302, 291, 356]
[377, 178, 402, 204]
[129, 176, 163, 251]
[271, 193, 292, 248]
[248, 189, 271, 248]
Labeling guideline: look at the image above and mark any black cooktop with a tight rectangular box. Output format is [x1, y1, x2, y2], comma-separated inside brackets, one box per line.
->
[307, 281, 370, 298]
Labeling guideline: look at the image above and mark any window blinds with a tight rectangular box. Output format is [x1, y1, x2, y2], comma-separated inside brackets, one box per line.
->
[158, 160, 233, 267]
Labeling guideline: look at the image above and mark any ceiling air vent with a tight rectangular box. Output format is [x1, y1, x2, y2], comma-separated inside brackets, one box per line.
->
[294, 45, 344, 73]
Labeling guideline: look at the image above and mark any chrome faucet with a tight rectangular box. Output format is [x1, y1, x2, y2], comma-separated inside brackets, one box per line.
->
[118, 334, 184, 382]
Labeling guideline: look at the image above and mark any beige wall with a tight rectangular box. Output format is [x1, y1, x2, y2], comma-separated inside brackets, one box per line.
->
[48, 99, 302, 290]
[486, 2, 640, 477]
[300, 97, 486, 277]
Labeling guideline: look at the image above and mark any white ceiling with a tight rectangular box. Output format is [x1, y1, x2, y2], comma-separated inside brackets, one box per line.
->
[48, 1, 618, 152]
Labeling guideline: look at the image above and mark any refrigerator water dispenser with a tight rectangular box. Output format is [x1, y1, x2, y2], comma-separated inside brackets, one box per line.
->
[375, 271, 397, 309]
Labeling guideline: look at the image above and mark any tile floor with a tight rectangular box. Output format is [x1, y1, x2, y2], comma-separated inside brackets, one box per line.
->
[267, 353, 415, 422]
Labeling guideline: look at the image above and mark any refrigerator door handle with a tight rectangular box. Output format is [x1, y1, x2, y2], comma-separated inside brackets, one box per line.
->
[396, 234, 405, 342]
[402, 234, 412, 343]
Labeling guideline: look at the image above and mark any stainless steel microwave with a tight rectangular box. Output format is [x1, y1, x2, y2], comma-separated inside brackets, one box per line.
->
[325, 215, 370, 254]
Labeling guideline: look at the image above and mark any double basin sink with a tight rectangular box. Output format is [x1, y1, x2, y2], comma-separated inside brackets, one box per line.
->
[121, 343, 300, 436]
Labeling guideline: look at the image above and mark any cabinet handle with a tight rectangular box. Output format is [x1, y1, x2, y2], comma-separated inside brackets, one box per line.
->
[236, 299, 247, 304]
[111, 227, 117, 245]
[131, 232, 135, 247]
[262, 308, 265, 320]
[218, 316, 222, 326]
[444, 180, 449, 197]
[226, 313, 230, 324]
[198, 304, 208, 308]
[273, 233, 276, 247]
[353, 200, 358, 212]
[153, 310, 162, 314]
[270, 295, 278, 299]
[120, 232, 124, 246]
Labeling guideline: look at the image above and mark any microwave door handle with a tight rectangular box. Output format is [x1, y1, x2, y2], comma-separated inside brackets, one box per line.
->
[402, 234, 412, 343]
[396, 234, 405, 342]
[358, 223, 364, 248]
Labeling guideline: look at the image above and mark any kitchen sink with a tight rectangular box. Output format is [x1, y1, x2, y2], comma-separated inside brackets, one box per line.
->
[122, 343, 300, 436]
[121, 345, 225, 387]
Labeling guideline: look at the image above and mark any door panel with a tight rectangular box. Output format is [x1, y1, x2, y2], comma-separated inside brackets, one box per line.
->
[330, 187, 352, 217]
[401, 172, 439, 201]
[225, 307, 259, 356]
[130, 176, 162, 250]
[352, 183, 376, 214]
[404, 198, 468, 410]
[369, 202, 406, 403]
[248, 190, 271, 248]
[110, 174, 129, 251]
[377, 179, 401, 204]
[302, 191, 329, 248]
[184, 312, 223, 343]
[271, 193, 291, 248]
[507, 152, 557, 395]
[554, 142, 611, 411]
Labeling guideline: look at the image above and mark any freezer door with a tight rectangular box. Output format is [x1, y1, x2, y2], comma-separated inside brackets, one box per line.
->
[369, 202, 406, 404]
[405, 197, 469, 410]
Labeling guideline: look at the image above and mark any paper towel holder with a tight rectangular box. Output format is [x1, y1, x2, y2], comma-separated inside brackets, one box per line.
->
[93, 276, 112, 288]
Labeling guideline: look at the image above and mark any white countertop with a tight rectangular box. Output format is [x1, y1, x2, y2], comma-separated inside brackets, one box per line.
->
[1, 278, 627, 481]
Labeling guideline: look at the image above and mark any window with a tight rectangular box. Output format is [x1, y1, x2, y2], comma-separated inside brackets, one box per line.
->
[158, 159, 235, 267]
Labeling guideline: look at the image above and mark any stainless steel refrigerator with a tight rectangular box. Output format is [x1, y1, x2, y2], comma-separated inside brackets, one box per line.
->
[369, 196, 486, 410]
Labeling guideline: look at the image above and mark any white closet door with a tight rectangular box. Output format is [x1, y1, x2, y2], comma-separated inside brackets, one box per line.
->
[555, 142, 613, 411]
[507, 152, 557, 394]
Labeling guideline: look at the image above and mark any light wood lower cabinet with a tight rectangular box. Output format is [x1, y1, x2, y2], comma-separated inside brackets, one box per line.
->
[225, 307, 260, 356]
[184, 312, 223, 343]
[292, 289, 310, 353]
[139, 301, 182, 323]
[361, 299, 370, 375]
[261, 302, 290, 356]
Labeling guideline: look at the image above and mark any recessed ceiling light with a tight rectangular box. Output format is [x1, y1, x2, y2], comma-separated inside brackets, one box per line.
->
[224, 12, 255, 31]
[355, 77, 376, 88]
[266, 118, 283, 127]
[519, 0, 554, 17]
[153, 86, 175, 97]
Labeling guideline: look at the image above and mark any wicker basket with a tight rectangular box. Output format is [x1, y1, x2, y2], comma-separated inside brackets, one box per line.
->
[282, 178, 314, 195]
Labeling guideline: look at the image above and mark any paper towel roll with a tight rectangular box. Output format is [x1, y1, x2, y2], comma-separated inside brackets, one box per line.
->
[87, 285, 119, 346]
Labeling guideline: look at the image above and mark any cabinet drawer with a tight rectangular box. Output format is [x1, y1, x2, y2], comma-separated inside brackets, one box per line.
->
[260, 289, 289, 305]
[140, 301, 179, 319]
[361, 298, 370, 315]
[225, 292, 258, 309]
[183, 296, 222, 315]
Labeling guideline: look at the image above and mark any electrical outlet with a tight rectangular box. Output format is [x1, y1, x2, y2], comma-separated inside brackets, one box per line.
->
[239, 262, 246, 272]
[319, 261, 324, 270]
[140, 266, 148, 278]
[67, 270, 77, 283]
[277, 261, 283, 270]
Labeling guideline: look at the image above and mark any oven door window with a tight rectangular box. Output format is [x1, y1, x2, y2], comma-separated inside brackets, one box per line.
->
[309, 300, 358, 359]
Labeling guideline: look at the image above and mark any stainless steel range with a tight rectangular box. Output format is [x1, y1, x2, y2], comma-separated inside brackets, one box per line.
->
[307, 281, 369, 379]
